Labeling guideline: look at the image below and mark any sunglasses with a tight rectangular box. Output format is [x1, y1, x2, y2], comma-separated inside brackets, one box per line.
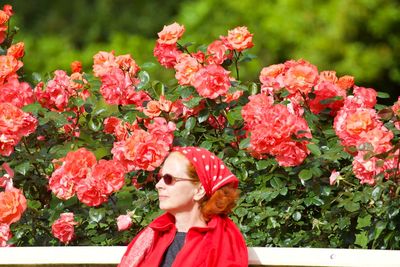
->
[156, 173, 197, 185]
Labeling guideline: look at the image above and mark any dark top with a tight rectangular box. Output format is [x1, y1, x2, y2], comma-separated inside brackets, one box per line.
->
[160, 232, 186, 267]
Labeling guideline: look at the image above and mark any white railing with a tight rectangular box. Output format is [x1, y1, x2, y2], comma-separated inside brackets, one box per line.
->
[0, 246, 399, 266]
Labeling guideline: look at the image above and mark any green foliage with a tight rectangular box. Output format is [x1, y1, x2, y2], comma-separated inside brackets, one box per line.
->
[1, 2, 400, 249]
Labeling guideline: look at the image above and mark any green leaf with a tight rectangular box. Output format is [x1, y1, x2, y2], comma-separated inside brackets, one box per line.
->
[238, 53, 257, 63]
[32, 72, 42, 83]
[178, 86, 195, 99]
[355, 231, 369, 248]
[141, 62, 157, 70]
[371, 186, 382, 201]
[22, 103, 45, 115]
[256, 160, 270, 170]
[137, 71, 150, 89]
[307, 143, 321, 156]
[28, 200, 42, 210]
[239, 137, 250, 149]
[15, 162, 31, 175]
[183, 97, 202, 108]
[249, 82, 258, 95]
[377, 91, 390, 98]
[357, 215, 372, 229]
[197, 109, 209, 123]
[292, 211, 301, 221]
[235, 207, 248, 217]
[299, 169, 313, 180]
[89, 208, 105, 223]
[185, 117, 196, 131]
[200, 140, 213, 150]
[226, 106, 243, 125]
[344, 202, 360, 212]
[270, 177, 284, 189]
[373, 221, 387, 241]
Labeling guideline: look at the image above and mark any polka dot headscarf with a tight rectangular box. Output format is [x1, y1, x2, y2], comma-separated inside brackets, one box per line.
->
[172, 146, 239, 196]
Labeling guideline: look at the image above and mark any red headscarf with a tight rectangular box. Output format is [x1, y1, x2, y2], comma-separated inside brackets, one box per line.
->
[172, 146, 239, 196]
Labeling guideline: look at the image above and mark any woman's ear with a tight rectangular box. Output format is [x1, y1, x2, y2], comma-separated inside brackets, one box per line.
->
[193, 185, 206, 201]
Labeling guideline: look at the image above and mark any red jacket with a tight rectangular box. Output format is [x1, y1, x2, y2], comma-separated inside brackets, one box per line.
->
[119, 213, 248, 267]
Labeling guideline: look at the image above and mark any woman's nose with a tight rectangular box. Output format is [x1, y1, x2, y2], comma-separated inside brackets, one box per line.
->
[155, 177, 165, 189]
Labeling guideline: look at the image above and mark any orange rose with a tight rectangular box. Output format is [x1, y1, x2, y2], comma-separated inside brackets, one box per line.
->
[0, 55, 23, 85]
[7, 42, 25, 59]
[143, 100, 162, 118]
[224, 26, 254, 52]
[0, 188, 27, 225]
[157, 22, 185, 45]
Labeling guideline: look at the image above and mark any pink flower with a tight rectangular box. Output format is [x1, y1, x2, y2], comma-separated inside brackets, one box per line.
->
[334, 107, 382, 148]
[34, 70, 75, 111]
[174, 53, 201, 86]
[70, 61, 82, 73]
[352, 151, 396, 185]
[115, 54, 140, 77]
[93, 51, 118, 77]
[222, 26, 254, 51]
[75, 175, 109, 207]
[51, 213, 78, 244]
[48, 148, 97, 200]
[91, 160, 126, 195]
[206, 40, 230, 65]
[0, 188, 27, 225]
[0, 163, 14, 189]
[353, 86, 377, 109]
[223, 90, 243, 103]
[283, 59, 319, 96]
[143, 100, 162, 118]
[157, 22, 185, 45]
[259, 64, 286, 94]
[247, 103, 312, 167]
[241, 94, 274, 130]
[0, 103, 37, 156]
[192, 64, 231, 99]
[117, 214, 133, 231]
[153, 42, 182, 69]
[272, 141, 309, 167]
[336, 75, 355, 90]
[392, 97, 400, 130]
[0, 55, 23, 85]
[329, 170, 341, 185]
[7, 42, 24, 59]
[0, 74, 34, 108]
[112, 129, 171, 172]
[308, 81, 346, 115]
[0, 223, 11, 247]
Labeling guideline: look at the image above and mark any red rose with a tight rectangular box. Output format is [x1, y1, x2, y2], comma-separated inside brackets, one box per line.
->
[51, 213, 78, 244]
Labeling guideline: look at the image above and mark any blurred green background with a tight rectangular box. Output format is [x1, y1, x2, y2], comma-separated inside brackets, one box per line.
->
[6, 0, 400, 103]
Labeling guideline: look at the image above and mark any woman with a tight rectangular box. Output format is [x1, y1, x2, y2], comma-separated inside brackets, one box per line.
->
[119, 146, 248, 267]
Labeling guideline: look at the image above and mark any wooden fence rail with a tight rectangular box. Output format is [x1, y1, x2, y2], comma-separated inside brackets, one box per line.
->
[0, 246, 400, 266]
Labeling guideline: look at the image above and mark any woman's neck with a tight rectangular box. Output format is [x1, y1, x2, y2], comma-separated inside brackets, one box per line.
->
[172, 209, 207, 232]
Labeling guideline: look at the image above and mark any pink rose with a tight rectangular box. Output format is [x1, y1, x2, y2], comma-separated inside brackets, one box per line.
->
[222, 26, 253, 51]
[0, 223, 11, 247]
[157, 22, 185, 45]
[192, 64, 231, 99]
[117, 215, 133, 231]
[51, 212, 78, 244]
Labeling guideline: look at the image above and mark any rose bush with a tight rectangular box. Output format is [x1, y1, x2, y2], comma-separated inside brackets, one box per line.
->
[0, 4, 399, 249]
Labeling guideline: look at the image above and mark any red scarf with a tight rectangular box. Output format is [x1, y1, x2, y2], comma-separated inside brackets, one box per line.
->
[119, 213, 248, 267]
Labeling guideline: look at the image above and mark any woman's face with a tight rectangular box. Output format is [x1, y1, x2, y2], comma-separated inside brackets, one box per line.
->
[155, 152, 201, 214]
